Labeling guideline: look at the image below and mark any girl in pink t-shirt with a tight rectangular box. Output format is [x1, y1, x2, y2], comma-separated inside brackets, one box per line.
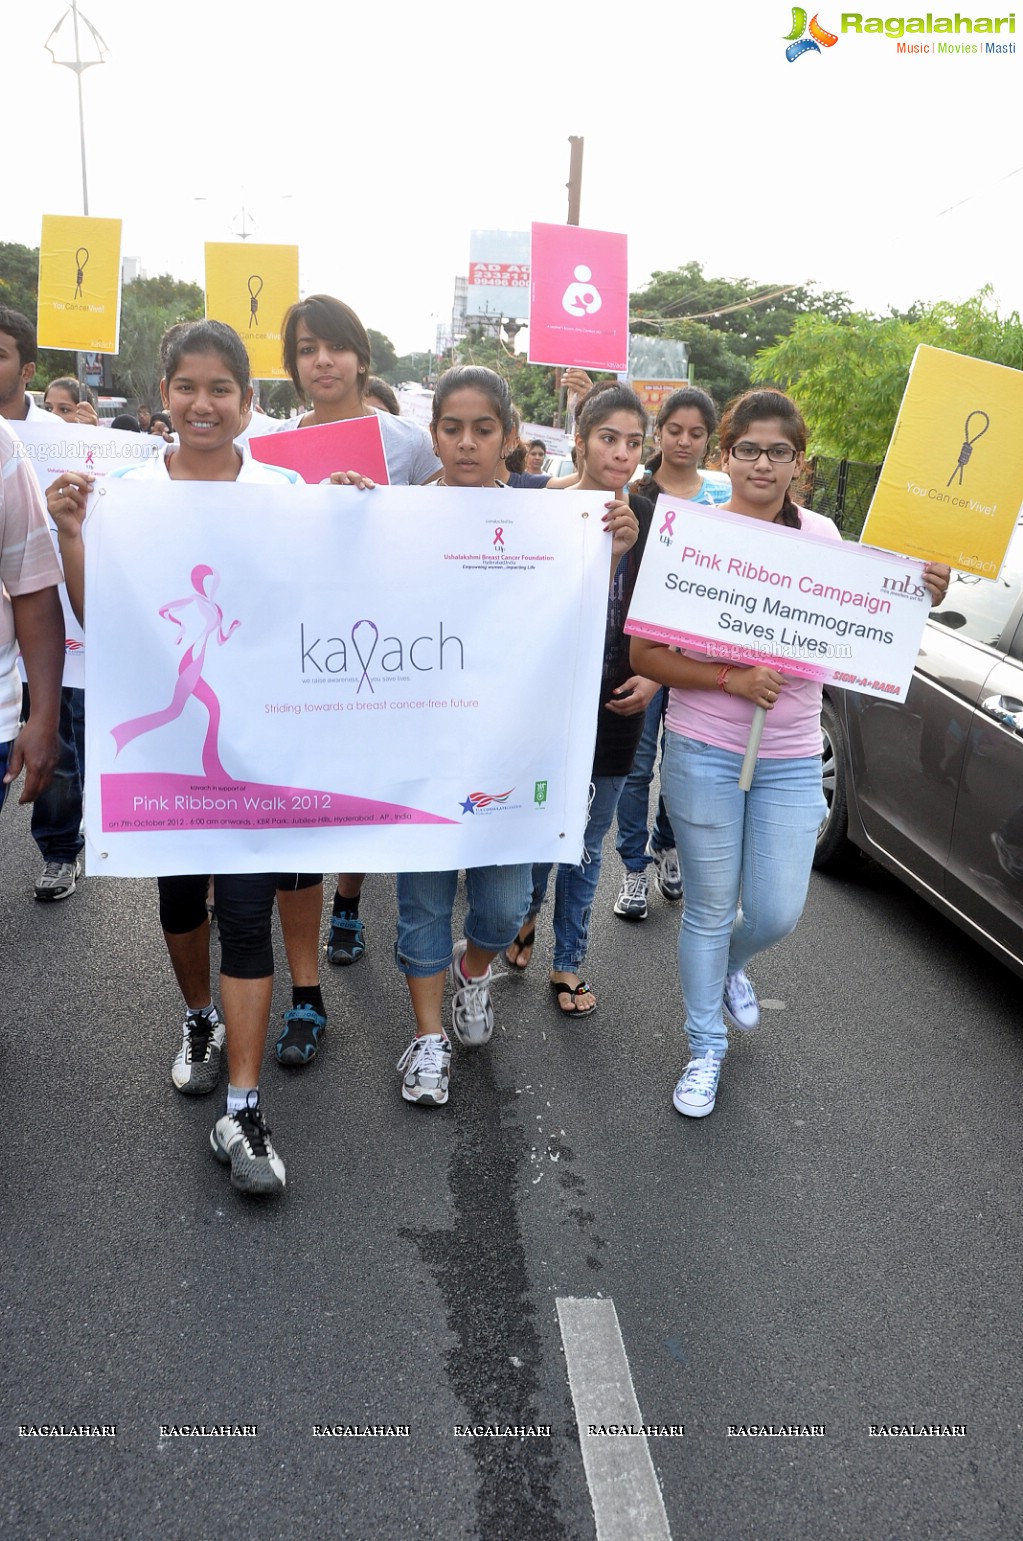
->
[631, 389, 950, 1121]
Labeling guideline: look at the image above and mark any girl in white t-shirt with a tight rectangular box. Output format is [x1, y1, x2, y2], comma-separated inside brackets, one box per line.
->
[630, 388, 950, 1121]
[275, 294, 441, 971]
[51, 320, 321, 1196]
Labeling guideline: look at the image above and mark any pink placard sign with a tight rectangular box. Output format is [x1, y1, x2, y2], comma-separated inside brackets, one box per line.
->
[250, 414, 390, 484]
[527, 222, 629, 372]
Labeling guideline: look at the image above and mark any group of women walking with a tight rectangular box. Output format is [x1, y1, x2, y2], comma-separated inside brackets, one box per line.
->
[43, 297, 951, 1197]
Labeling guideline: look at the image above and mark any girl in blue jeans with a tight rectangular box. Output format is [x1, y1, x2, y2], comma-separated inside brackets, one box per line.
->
[630, 389, 950, 1118]
[396, 369, 641, 1100]
[504, 384, 653, 1015]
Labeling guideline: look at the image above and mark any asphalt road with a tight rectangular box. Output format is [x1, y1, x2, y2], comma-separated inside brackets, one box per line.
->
[2, 791, 1021, 1541]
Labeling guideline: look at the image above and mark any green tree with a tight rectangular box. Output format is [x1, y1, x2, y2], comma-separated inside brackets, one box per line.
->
[752, 288, 1023, 462]
[110, 274, 204, 407]
[366, 328, 398, 381]
[0, 240, 76, 382]
[454, 329, 560, 425]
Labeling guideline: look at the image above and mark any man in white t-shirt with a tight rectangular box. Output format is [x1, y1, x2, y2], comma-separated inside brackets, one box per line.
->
[0, 308, 88, 901]
[0, 414, 63, 819]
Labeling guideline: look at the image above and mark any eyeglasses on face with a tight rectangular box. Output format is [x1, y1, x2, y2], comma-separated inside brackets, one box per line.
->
[729, 441, 798, 464]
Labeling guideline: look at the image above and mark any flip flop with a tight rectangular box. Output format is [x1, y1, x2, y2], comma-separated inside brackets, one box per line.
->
[504, 924, 536, 972]
[550, 979, 597, 1016]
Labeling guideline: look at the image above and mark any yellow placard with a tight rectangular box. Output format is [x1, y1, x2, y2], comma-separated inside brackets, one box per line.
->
[37, 215, 122, 353]
[861, 345, 1023, 578]
[204, 243, 299, 380]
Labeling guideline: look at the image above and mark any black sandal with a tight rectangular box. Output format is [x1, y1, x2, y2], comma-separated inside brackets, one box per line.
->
[505, 923, 536, 971]
[550, 979, 597, 1016]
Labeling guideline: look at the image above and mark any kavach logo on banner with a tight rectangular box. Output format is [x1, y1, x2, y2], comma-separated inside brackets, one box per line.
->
[299, 617, 466, 692]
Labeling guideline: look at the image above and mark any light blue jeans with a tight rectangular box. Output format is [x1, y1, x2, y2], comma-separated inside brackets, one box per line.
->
[530, 775, 627, 972]
[615, 687, 675, 870]
[395, 865, 533, 978]
[659, 732, 826, 1059]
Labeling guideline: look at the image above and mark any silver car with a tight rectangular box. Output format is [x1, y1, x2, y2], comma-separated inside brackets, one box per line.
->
[816, 526, 1023, 980]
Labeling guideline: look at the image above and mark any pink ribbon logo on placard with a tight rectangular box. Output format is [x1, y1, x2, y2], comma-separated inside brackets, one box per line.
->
[659, 510, 676, 537]
[493, 528, 505, 547]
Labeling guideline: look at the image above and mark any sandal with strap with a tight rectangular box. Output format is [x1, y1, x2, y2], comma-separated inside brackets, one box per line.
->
[504, 923, 536, 972]
[550, 978, 597, 1016]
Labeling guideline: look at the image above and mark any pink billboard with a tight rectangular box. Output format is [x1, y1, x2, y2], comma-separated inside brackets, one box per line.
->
[527, 223, 629, 372]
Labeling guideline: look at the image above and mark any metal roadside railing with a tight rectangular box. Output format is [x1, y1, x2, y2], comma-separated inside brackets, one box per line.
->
[804, 455, 883, 538]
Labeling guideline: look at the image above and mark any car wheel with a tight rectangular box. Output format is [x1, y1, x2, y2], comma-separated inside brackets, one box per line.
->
[815, 697, 856, 872]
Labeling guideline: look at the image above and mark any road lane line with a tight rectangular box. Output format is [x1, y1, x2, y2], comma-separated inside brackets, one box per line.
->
[556, 1297, 673, 1541]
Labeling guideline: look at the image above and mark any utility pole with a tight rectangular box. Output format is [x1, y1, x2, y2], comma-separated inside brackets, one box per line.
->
[555, 136, 584, 430]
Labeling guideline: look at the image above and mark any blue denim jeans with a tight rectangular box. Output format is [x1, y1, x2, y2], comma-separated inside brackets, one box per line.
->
[396, 864, 533, 978]
[614, 688, 675, 871]
[659, 732, 826, 1059]
[531, 775, 627, 972]
[27, 685, 85, 862]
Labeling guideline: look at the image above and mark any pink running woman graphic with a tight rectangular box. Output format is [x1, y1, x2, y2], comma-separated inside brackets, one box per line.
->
[111, 564, 239, 779]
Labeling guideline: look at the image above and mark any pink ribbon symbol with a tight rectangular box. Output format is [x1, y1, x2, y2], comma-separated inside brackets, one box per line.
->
[493, 528, 505, 547]
[351, 618, 379, 695]
[659, 510, 676, 537]
[85, 450, 95, 469]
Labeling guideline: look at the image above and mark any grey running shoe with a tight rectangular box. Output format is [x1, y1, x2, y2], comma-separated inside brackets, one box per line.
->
[397, 1033, 451, 1105]
[210, 1100, 286, 1193]
[448, 939, 497, 1046]
[613, 869, 648, 921]
[171, 1008, 225, 1095]
[35, 857, 81, 902]
[649, 844, 683, 903]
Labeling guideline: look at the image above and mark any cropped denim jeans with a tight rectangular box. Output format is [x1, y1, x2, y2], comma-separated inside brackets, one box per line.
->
[659, 732, 826, 1059]
[396, 865, 533, 978]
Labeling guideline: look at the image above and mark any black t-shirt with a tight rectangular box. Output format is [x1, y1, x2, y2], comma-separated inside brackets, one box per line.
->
[593, 492, 654, 778]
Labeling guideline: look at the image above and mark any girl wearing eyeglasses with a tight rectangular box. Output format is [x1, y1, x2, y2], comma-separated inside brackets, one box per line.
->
[630, 388, 949, 1120]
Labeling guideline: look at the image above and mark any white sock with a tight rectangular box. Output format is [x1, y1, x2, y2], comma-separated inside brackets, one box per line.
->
[226, 1084, 258, 1115]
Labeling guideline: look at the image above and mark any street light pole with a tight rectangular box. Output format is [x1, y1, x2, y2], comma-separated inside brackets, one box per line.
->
[45, 2, 108, 390]
[45, 1, 108, 219]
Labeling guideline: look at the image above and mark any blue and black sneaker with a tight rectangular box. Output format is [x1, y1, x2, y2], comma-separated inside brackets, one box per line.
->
[275, 1003, 327, 1066]
[327, 914, 366, 966]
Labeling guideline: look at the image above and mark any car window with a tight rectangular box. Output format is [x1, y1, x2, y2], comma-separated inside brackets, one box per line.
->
[931, 527, 1023, 648]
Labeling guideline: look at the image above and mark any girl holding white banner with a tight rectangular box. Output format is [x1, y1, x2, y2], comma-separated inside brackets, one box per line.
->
[630, 389, 949, 1120]
[395, 367, 640, 1104]
[53, 320, 326, 1194]
[506, 383, 653, 1016]
[275, 294, 442, 972]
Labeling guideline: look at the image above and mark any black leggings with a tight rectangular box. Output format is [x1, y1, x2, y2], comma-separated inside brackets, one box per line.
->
[157, 873, 321, 980]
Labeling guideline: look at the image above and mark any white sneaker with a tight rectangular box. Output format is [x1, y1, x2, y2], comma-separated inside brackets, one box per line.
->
[649, 844, 683, 903]
[34, 857, 82, 902]
[171, 1007, 225, 1095]
[672, 1053, 723, 1118]
[723, 970, 761, 1031]
[397, 1033, 452, 1105]
[613, 870, 649, 921]
[448, 939, 498, 1046]
[210, 1101, 286, 1193]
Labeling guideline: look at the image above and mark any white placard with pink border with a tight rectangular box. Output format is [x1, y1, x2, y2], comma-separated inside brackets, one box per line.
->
[625, 499, 933, 701]
[83, 481, 610, 877]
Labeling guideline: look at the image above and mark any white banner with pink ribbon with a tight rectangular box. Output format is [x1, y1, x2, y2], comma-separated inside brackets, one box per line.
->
[83, 481, 609, 877]
[625, 498, 933, 700]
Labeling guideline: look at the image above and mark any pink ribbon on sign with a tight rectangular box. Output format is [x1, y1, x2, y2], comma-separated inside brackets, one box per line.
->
[659, 510, 676, 538]
[111, 565, 239, 780]
[493, 528, 505, 547]
[351, 618, 379, 695]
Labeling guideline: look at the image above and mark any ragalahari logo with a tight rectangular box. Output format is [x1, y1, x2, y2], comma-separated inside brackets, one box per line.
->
[460, 789, 513, 815]
[784, 7, 839, 58]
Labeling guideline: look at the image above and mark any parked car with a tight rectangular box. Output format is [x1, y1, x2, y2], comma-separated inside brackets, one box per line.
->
[815, 524, 1023, 979]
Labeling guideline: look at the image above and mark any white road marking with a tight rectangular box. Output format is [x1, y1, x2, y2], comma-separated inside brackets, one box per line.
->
[556, 1297, 673, 1541]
